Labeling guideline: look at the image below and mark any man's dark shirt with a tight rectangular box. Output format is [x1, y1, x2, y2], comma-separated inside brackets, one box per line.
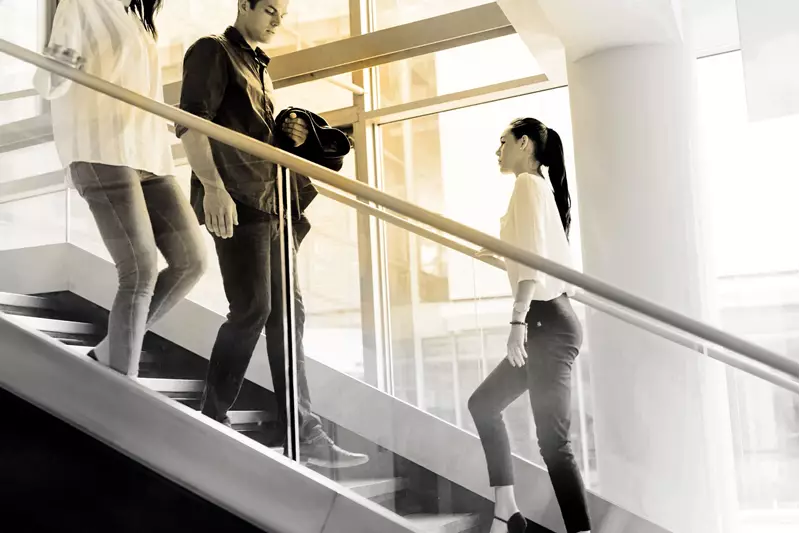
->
[176, 26, 277, 223]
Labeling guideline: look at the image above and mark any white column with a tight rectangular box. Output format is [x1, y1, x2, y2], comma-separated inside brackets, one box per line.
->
[566, 42, 737, 533]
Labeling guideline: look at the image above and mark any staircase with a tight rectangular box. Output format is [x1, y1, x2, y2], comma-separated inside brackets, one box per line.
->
[0, 290, 493, 533]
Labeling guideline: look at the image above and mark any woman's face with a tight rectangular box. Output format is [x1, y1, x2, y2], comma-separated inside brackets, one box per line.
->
[496, 127, 528, 175]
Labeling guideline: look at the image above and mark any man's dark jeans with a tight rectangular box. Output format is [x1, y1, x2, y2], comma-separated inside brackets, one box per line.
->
[200, 216, 322, 442]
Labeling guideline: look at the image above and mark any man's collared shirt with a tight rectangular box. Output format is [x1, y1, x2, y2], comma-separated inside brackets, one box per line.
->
[177, 26, 278, 220]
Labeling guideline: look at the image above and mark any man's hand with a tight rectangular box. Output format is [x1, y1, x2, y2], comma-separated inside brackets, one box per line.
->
[203, 187, 238, 239]
[281, 112, 309, 147]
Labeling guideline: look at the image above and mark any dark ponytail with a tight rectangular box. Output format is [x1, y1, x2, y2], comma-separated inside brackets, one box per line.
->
[509, 118, 572, 238]
[129, 0, 163, 39]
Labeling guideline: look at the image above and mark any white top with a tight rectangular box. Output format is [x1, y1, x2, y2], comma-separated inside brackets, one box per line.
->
[500, 172, 574, 301]
[33, 0, 174, 177]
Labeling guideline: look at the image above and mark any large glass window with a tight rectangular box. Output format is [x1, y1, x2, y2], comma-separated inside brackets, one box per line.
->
[696, 51, 799, 525]
[157, 0, 354, 113]
[0, 0, 47, 125]
[0, 0, 45, 92]
[377, 34, 542, 108]
[372, 0, 493, 30]
[697, 52, 799, 277]
[157, 0, 351, 76]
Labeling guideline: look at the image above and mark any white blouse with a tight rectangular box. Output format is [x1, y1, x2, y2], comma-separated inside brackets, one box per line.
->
[500, 172, 574, 301]
[33, 0, 174, 177]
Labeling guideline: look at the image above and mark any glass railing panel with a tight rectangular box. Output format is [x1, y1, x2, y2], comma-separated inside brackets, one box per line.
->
[293, 158, 365, 381]
[545, 284, 796, 533]
[67, 187, 111, 261]
[728, 367, 799, 533]
[0, 93, 40, 127]
[0, 190, 67, 251]
[384, 221, 483, 419]
[0, 142, 62, 184]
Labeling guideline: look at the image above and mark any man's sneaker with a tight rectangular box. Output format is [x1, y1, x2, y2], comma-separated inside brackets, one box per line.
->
[300, 433, 369, 469]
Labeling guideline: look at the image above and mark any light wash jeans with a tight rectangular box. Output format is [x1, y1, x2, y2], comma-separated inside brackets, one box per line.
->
[70, 162, 207, 376]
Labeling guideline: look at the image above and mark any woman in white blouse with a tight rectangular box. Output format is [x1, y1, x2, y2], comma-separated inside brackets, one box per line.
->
[33, 0, 205, 377]
[468, 118, 591, 533]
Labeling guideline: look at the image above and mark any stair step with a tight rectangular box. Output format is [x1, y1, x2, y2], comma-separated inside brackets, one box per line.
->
[231, 422, 264, 433]
[3, 314, 99, 336]
[0, 292, 59, 311]
[67, 345, 157, 366]
[405, 513, 479, 533]
[52, 335, 99, 346]
[139, 378, 204, 394]
[340, 478, 406, 500]
[229, 410, 270, 425]
[69, 345, 94, 355]
[0, 113, 53, 154]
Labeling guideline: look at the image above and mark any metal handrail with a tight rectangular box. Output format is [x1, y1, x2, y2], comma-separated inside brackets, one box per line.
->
[313, 183, 798, 392]
[1, 38, 796, 386]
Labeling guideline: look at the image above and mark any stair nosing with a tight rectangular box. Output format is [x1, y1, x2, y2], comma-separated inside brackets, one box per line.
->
[138, 378, 204, 393]
[228, 410, 270, 425]
[0, 292, 59, 310]
[404, 513, 479, 533]
[1, 313, 98, 335]
[340, 477, 407, 499]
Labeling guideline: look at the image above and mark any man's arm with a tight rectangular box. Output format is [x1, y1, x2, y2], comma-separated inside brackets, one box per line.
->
[177, 37, 237, 239]
[181, 130, 238, 238]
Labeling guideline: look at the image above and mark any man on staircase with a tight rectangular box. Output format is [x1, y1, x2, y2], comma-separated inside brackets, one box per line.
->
[177, 0, 368, 469]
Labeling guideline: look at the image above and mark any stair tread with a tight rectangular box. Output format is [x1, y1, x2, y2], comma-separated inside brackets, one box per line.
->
[340, 477, 406, 499]
[139, 378, 204, 393]
[0, 292, 58, 310]
[67, 345, 159, 365]
[2, 313, 99, 335]
[229, 410, 271, 425]
[53, 336, 98, 346]
[69, 345, 94, 355]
